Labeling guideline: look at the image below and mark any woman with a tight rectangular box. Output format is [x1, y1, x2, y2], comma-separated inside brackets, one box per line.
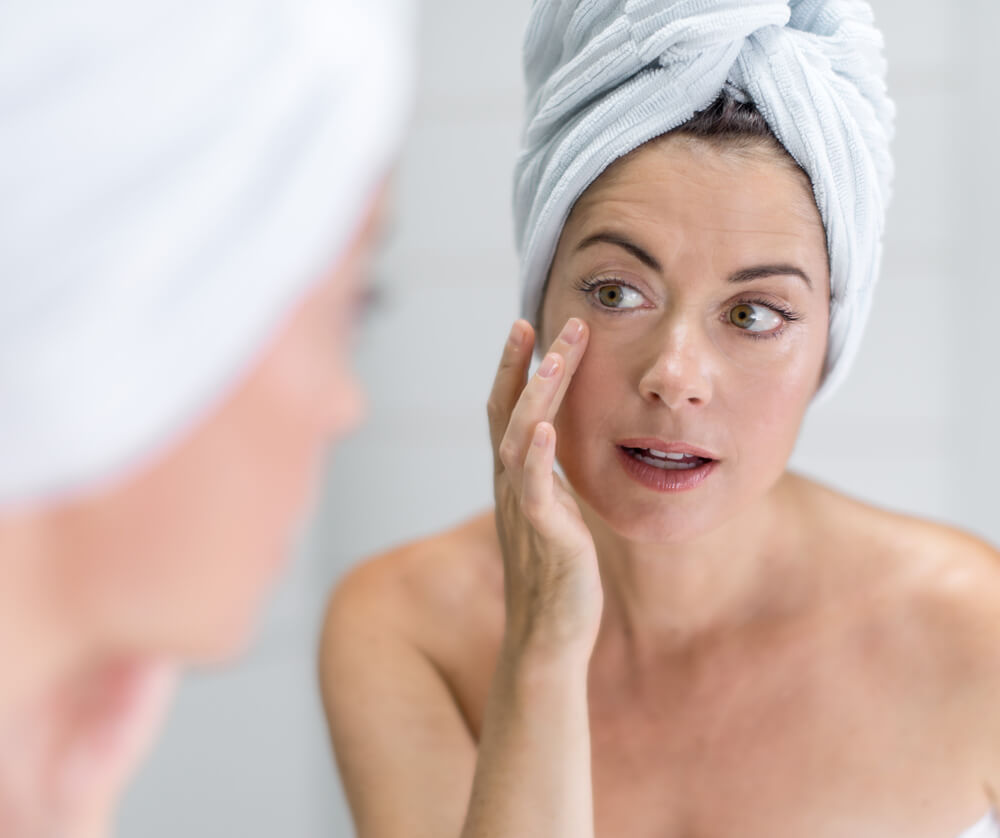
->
[0, 0, 412, 834]
[321, 1, 1000, 837]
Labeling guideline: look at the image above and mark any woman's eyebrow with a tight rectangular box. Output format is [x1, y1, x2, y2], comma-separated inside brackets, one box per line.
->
[729, 264, 813, 289]
[576, 234, 812, 291]
[576, 232, 661, 271]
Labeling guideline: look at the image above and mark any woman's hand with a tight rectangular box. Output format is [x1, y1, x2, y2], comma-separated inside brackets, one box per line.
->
[488, 317, 603, 664]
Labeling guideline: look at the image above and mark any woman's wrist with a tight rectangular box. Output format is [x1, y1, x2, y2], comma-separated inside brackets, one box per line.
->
[497, 633, 592, 696]
[464, 630, 595, 838]
[500, 593, 601, 668]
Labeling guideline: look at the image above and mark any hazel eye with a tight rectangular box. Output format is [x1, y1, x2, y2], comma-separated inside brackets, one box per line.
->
[729, 302, 783, 333]
[595, 283, 644, 309]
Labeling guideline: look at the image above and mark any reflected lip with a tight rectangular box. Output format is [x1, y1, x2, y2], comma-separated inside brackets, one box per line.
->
[615, 443, 718, 493]
[616, 438, 720, 461]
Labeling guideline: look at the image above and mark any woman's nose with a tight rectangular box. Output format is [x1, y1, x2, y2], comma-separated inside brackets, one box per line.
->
[636, 322, 714, 409]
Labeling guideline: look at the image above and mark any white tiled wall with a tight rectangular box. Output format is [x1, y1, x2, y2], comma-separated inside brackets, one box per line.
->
[119, 2, 999, 834]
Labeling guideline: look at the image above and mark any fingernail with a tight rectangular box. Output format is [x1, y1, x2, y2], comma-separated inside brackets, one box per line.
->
[533, 424, 548, 447]
[538, 353, 559, 378]
[508, 321, 524, 348]
[562, 318, 584, 344]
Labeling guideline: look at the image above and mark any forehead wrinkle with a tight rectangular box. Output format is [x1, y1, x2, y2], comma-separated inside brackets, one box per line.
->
[551, 140, 830, 311]
[579, 136, 821, 226]
[574, 178, 818, 243]
[568, 204, 819, 275]
[570, 200, 822, 288]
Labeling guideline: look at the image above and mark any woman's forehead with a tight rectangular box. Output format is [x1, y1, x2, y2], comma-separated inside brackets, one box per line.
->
[559, 149, 823, 278]
[569, 137, 821, 237]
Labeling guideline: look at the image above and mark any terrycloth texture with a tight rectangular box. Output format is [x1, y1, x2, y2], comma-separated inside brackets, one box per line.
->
[513, 0, 894, 401]
[0, 0, 414, 506]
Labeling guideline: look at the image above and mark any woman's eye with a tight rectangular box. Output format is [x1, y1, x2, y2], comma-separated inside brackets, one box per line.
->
[595, 283, 644, 309]
[729, 303, 783, 333]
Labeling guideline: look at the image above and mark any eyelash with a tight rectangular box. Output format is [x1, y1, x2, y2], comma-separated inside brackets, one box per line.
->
[574, 277, 644, 312]
[573, 278, 803, 339]
[735, 296, 802, 341]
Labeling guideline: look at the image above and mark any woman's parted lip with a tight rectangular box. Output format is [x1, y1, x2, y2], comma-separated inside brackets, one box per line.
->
[615, 437, 720, 461]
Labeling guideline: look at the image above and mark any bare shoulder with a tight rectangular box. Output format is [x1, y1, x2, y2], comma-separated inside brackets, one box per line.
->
[807, 476, 1000, 778]
[320, 509, 505, 733]
[786, 472, 1000, 677]
[788, 472, 999, 587]
[318, 512, 504, 837]
[322, 509, 503, 655]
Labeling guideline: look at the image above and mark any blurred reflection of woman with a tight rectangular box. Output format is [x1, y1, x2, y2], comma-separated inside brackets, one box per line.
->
[0, 0, 413, 834]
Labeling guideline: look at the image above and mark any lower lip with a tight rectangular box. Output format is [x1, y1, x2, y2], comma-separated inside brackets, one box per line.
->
[615, 447, 717, 493]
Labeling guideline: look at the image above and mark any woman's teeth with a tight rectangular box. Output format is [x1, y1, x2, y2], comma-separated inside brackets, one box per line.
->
[627, 447, 706, 470]
[648, 449, 686, 460]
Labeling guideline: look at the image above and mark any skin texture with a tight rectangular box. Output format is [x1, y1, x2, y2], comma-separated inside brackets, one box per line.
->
[0, 190, 386, 837]
[321, 137, 1000, 838]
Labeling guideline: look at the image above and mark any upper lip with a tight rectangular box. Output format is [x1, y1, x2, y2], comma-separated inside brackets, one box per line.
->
[617, 438, 720, 460]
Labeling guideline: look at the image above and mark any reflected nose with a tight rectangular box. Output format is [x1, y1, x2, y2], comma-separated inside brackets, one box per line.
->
[637, 321, 714, 409]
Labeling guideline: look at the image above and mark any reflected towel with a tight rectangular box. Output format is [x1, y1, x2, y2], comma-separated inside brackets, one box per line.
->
[0, 0, 414, 506]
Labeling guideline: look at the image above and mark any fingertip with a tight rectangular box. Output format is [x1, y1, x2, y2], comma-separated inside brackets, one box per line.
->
[505, 321, 523, 350]
[508, 319, 535, 352]
[537, 352, 561, 379]
[563, 317, 586, 345]
[532, 421, 553, 448]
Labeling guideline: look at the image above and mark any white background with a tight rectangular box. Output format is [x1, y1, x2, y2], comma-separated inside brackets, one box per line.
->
[120, 1, 1000, 834]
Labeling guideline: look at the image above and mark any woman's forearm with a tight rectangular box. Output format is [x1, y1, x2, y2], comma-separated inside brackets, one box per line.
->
[460, 646, 594, 838]
[468, 318, 600, 837]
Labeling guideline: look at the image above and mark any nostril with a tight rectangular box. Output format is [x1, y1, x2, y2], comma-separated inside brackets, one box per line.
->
[637, 359, 711, 408]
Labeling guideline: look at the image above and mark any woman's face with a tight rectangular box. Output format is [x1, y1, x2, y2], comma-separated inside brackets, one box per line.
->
[53, 194, 386, 661]
[541, 137, 830, 544]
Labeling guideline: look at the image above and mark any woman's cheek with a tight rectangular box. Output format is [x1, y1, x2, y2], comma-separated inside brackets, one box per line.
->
[709, 323, 808, 379]
[555, 330, 622, 441]
[717, 317, 828, 421]
[732, 372, 814, 475]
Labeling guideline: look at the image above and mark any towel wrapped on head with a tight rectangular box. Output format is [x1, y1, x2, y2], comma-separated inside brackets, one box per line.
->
[0, 0, 414, 506]
[513, 0, 894, 401]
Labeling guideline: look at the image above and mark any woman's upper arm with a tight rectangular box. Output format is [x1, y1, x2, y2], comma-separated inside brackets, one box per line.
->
[319, 560, 477, 838]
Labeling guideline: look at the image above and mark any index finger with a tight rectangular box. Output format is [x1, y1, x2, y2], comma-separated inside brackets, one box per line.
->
[487, 320, 535, 463]
[499, 317, 589, 481]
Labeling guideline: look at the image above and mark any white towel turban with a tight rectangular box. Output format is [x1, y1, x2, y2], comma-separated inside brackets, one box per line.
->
[513, 0, 894, 401]
[0, 0, 415, 507]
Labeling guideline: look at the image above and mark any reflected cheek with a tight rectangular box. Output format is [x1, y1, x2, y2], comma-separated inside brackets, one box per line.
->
[723, 355, 817, 411]
[722, 375, 813, 480]
[711, 327, 815, 379]
[713, 315, 827, 411]
[554, 340, 622, 457]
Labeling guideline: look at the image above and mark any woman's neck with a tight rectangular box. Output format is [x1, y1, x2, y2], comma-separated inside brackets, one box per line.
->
[579, 473, 813, 660]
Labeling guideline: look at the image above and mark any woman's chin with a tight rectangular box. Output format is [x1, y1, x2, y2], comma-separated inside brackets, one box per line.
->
[574, 486, 730, 547]
[154, 588, 272, 665]
[605, 510, 716, 546]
